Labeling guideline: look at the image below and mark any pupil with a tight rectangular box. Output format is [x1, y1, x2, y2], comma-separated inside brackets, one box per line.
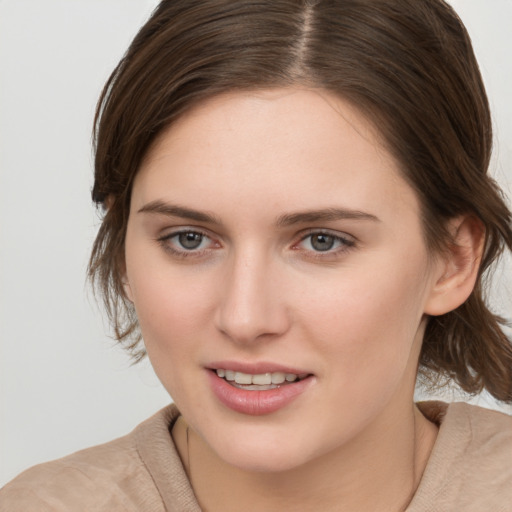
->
[179, 232, 203, 249]
[312, 234, 334, 251]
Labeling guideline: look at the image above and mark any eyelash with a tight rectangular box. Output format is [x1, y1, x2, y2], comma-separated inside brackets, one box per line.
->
[293, 230, 356, 260]
[157, 228, 356, 260]
[157, 229, 216, 259]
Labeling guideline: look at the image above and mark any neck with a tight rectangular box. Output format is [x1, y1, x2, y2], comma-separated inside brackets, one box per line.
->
[173, 401, 438, 512]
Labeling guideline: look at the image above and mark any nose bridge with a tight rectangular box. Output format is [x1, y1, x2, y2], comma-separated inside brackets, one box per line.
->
[215, 244, 288, 344]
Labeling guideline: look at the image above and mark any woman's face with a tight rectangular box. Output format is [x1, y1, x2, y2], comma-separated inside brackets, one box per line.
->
[124, 88, 443, 472]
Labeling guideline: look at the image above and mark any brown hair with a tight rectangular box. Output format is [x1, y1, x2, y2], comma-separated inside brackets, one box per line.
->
[89, 0, 512, 402]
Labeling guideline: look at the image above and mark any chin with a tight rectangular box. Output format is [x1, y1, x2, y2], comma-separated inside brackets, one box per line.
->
[203, 424, 322, 474]
[223, 445, 310, 473]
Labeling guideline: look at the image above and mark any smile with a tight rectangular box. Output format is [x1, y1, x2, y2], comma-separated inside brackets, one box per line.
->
[215, 369, 308, 390]
[208, 366, 315, 415]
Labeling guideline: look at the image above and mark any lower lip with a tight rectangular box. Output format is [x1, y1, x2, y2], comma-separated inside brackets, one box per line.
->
[207, 371, 314, 416]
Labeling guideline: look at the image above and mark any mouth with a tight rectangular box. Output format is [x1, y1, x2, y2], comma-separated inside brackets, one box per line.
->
[206, 361, 315, 415]
[213, 369, 310, 391]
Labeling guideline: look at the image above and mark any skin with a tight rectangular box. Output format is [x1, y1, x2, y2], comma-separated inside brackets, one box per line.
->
[123, 88, 479, 511]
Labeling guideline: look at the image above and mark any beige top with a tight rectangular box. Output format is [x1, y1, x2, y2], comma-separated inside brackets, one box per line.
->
[1, 402, 511, 511]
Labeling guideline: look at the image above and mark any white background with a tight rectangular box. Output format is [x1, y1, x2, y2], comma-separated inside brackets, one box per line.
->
[1, 0, 511, 487]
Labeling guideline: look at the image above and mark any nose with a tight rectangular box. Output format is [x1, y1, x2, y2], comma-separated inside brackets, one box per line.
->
[214, 249, 290, 345]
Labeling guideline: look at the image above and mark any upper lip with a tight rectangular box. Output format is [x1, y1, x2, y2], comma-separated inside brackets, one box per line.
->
[207, 360, 311, 375]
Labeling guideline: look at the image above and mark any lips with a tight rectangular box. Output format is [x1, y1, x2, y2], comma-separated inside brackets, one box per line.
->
[207, 362, 314, 415]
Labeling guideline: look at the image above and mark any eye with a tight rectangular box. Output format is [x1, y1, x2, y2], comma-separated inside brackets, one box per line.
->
[297, 231, 355, 254]
[308, 233, 337, 252]
[176, 231, 206, 250]
[158, 228, 217, 257]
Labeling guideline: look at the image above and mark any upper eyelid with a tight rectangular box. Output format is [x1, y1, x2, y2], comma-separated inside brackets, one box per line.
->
[157, 226, 355, 240]
[296, 228, 356, 242]
[157, 228, 215, 248]
[158, 226, 215, 240]
[157, 229, 218, 257]
[293, 230, 357, 255]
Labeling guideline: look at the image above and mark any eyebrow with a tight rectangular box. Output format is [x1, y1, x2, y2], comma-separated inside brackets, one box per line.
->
[137, 200, 222, 225]
[276, 208, 380, 227]
[138, 200, 379, 226]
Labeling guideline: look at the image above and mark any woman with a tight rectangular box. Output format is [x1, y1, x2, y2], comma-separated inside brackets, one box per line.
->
[2, 0, 511, 510]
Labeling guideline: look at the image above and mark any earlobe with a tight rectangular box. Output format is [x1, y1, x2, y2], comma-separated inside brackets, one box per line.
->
[123, 278, 134, 302]
[424, 216, 485, 316]
[104, 194, 115, 211]
[119, 253, 134, 302]
[120, 261, 134, 303]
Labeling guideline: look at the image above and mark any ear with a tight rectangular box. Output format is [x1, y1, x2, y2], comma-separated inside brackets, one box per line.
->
[424, 215, 485, 316]
[104, 194, 115, 211]
[122, 277, 134, 303]
[119, 258, 134, 303]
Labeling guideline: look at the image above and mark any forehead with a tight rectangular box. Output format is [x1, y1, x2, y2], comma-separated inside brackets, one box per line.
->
[144, 88, 387, 169]
[133, 88, 419, 224]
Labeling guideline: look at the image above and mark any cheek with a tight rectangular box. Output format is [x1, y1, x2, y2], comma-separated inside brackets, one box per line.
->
[125, 241, 216, 361]
[297, 257, 429, 391]
[134, 277, 213, 348]
[127, 267, 217, 403]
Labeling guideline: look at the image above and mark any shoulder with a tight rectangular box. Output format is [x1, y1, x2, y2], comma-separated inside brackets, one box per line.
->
[424, 401, 512, 464]
[0, 405, 180, 512]
[410, 401, 512, 511]
[0, 435, 147, 512]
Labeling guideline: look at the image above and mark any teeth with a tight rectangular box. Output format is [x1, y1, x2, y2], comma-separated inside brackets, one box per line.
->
[232, 383, 277, 391]
[252, 373, 272, 385]
[271, 372, 286, 384]
[234, 372, 253, 385]
[216, 369, 302, 386]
